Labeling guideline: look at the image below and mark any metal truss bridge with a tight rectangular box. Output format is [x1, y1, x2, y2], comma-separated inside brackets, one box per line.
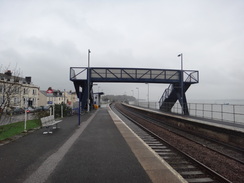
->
[70, 67, 199, 115]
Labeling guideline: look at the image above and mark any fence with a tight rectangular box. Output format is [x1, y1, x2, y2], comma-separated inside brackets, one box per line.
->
[137, 101, 244, 124]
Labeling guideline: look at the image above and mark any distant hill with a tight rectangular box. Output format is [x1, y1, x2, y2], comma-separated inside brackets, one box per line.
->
[102, 95, 136, 103]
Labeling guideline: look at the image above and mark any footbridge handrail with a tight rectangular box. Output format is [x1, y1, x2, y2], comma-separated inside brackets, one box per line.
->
[70, 67, 199, 84]
[159, 84, 173, 107]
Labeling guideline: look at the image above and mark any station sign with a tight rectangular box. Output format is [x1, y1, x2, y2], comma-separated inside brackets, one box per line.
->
[46, 88, 53, 96]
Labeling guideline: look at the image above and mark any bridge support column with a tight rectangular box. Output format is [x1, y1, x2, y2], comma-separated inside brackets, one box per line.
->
[74, 81, 94, 112]
[177, 91, 189, 115]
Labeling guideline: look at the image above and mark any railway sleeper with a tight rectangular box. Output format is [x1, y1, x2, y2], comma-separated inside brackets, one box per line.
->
[185, 177, 214, 183]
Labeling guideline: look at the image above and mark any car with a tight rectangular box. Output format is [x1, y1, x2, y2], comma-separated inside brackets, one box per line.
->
[42, 106, 50, 111]
[12, 107, 25, 114]
[34, 107, 43, 112]
[24, 107, 35, 113]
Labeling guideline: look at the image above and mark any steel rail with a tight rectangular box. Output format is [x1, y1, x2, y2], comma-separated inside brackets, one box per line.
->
[125, 105, 244, 164]
[113, 103, 232, 183]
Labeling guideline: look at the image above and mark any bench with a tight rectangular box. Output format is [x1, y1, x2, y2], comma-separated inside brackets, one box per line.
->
[41, 115, 62, 134]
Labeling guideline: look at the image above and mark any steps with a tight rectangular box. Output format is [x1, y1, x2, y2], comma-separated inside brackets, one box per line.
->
[159, 83, 191, 115]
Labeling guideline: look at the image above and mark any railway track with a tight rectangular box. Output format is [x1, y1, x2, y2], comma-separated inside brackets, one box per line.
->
[112, 103, 238, 183]
[122, 105, 244, 165]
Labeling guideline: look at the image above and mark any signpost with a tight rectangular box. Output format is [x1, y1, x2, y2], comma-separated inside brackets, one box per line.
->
[46, 88, 54, 116]
[46, 88, 53, 95]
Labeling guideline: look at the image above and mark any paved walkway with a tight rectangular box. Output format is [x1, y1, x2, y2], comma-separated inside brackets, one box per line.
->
[0, 108, 184, 183]
[0, 109, 150, 183]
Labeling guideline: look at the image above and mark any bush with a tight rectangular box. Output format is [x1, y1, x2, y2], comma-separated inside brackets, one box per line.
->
[34, 110, 50, 119]
[33, 104, 72, 119]
[54, 104, 72, 118]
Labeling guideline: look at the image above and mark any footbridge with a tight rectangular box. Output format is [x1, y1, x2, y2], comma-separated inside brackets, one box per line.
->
[70, 67, 199, 115]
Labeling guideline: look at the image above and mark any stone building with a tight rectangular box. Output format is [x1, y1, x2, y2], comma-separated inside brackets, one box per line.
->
[0, 70, 39, 109]
[38, 89, 77, 108]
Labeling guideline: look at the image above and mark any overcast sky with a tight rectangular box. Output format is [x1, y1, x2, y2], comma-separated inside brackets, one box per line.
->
[0, 0, 243, 102]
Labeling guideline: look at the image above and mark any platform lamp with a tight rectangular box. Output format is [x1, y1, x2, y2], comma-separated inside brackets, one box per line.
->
[136, 87, 139, 106]
[145, 83, 149, 108]
[87, 49, 91, 112]
[178, 53, 184, 115]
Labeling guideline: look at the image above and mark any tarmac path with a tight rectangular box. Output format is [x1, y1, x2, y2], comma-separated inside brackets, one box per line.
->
[0, 109, 151, 183]
[0, 112, 94, 183]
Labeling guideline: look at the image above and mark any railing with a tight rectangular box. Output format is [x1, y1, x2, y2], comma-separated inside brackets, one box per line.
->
[169, 102, 244, 124]
[90, 68, 180, 81]
[137, 101, 160, 110]
[70, 67, 199, 84]
[158, 84, 173, 107]
[70, 67, 87, 80]
[158, 70, 199, 106]
[184, 70, 199, 83]
[136, 101, 244, 124]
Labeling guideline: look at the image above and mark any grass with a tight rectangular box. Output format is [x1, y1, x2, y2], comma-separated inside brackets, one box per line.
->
[0, 119, 41, 141]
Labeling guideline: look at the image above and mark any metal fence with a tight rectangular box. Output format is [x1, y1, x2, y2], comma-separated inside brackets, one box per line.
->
[138, 101, 244, 124]
[169, 102, 244, 124]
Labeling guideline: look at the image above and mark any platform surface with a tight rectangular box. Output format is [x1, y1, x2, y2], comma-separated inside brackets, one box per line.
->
[0, 108, 185, 183]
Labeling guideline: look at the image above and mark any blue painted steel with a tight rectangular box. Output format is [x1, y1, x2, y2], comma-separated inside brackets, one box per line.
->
[70, 67, 199, 114]
[78, 91, 81, 125]
[70, 67, 198, 84]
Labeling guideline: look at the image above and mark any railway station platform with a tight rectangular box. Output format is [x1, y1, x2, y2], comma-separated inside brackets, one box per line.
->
[0, 107, 185, 183]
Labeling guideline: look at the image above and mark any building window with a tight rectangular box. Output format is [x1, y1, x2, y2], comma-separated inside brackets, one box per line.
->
[14, 86, 19, 94]
[24, 88, 28, 94]
[14, 97, 18, 105]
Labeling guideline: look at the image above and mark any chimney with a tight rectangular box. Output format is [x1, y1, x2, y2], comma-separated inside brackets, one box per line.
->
[25, 77, 31, 84]
[4, 70, 12, 76]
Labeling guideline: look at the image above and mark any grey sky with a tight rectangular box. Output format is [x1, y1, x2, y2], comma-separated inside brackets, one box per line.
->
[1, 0, 243, 101]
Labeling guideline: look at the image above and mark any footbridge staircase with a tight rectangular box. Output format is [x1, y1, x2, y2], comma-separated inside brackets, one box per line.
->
[159, 71, 199, 115]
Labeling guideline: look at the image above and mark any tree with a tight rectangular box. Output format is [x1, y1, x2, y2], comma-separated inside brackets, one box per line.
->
[102, 94, 136, 103]
[0, 64, 23, 122]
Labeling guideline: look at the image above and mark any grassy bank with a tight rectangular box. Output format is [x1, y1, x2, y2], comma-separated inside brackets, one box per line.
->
[0, 119, 41, 141]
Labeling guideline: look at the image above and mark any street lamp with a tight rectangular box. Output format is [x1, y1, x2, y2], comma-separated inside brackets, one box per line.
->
[87, 49, 91, 112]
[146, 83, 149, 108]
[136, 87, 139, 106]
[178, 53, 184, 114]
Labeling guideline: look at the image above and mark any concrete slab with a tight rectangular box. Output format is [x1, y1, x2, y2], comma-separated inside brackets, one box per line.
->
[108, 107, 186, 183]
[46, 109, 152, 183]
[0, 107, 187, 183]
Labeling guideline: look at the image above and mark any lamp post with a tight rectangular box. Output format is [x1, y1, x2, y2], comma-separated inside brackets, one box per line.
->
[178, 53, 184, 114]
[87, 49, 91, 112]
[136, 87, 139, 106]
[146, 83, 149, 108]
